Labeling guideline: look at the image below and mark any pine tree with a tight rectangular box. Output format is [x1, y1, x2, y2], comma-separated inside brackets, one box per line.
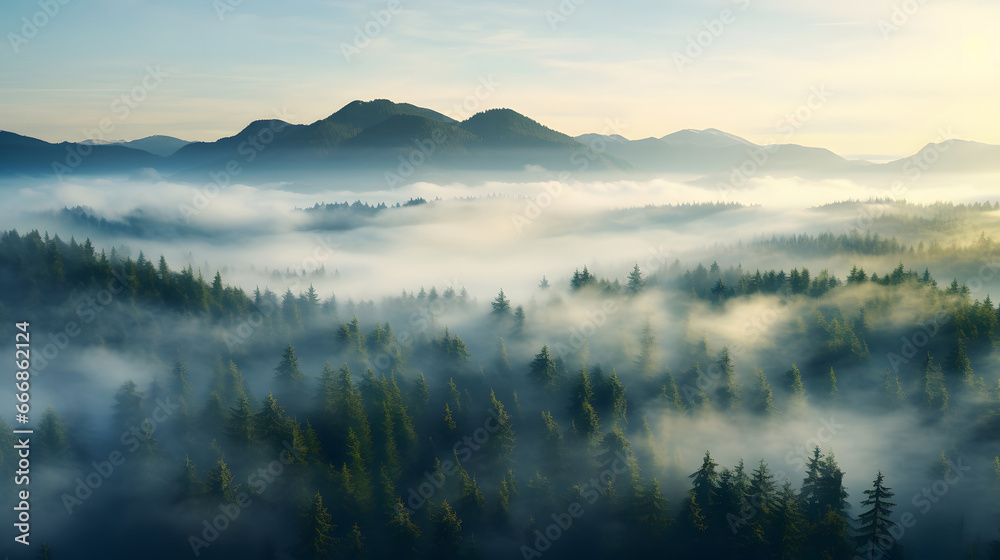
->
[785, 364, 807, 407]
[455, 456, 487, 515]
[539, 411, 565, 474]
[626, 263, 645, 295]
[344, 427, 371, 504]
[388, 499, 421, 552]
[495, 337, 513, 377]
[226, 395, 255, 448]
[113, 379, 144, 429]
[528, 346, 559, 389]
[275, 343, 306, 388]
[256, 392, 292, 448]
[207, 459, 238, 502]
[607, 369, 628, 425]
[431, 500, 463, 558]
[716, 347, 741, 410]
[826, 367, 839, 402]
[487, 390, 516, 470]
[855, 471, 898, 558]
[410, 372, 430, 415]
[751, 368, 780, 415]
[814, 505, 852, 560]
[633, 478, 670, 545]
[817, 452, 849, 518]
[201, 391, 229, 438]
[662, 374, 687, 413]
[922, 352, 949, 412]
[772, 480, 807, 558]
[177, 455, 206, 501]
[215, 359, 249, 408]
[570, 368, 600, 442]
[883, 368, 906, 405]
[636, 319, 656, 376]
[171, 357, 193, 403]
[38, 404, 69, 459]
[491, 289, 511, 315]
[344, 522, 366, 559]
[689, 451, 720, 513]
[443, 403, 457, 432]
[801, 446, 824, 522]
[298, 492, 335, 560]
[446, 377, 462, 414]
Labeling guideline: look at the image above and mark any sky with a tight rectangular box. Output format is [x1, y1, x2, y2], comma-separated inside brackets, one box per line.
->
[1, 0, 998, 159]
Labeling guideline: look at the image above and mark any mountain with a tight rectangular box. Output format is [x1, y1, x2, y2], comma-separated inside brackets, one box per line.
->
[0, 131, 164, 176]
[78, 135, 190, 157]
[880, 140, 1000, 174]
[660, 128, 752, 147]
[120, 135, 190, 157]
[576, 129, 862, 175]
[3, 101, 999, 183]
[322, 99, 456, 128]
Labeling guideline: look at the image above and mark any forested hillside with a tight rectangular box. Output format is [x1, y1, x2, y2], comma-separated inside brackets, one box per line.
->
[2, 228, 999, 559]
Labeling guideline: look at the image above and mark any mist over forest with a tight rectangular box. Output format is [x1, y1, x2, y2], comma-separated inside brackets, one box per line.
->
[1, 166, 999, 559]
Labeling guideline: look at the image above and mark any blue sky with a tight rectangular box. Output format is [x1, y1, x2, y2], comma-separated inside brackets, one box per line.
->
[1, 0, 997, 158]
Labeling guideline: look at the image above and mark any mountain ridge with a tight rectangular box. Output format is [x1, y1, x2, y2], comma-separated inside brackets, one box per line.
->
[2, 100, 999, 182]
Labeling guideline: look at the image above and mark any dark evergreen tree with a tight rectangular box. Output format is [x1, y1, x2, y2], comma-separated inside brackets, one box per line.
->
[855, 471, 899, 559]
[298, 492, 335, 560]
[528, 346, 559, 389]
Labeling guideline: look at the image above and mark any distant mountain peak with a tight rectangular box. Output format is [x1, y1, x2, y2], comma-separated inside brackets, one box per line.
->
[661, 128, 753, 147]
[324, 99, 457, 128]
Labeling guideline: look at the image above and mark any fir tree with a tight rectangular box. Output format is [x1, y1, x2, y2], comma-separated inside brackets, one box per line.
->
[226, 395, 255, 448]
[785, 364, 807, 407]
[528, 346, 559, 389]
[716, 347, 742, 410]
[751, 368, 780, 415]
[855, 471, 898, 558]
[298, 492, 335, 560]
[491, 289, 511, 315]
[626, 263, 645, 295]
[38, 404, 69, 459]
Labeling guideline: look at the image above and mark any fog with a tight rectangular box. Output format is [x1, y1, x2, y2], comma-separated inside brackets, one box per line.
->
[1, 169, 998, 559]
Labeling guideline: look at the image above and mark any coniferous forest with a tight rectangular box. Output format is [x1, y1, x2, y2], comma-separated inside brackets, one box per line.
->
[1, 207, 999, 559]
[7, 0, 1000, 557]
